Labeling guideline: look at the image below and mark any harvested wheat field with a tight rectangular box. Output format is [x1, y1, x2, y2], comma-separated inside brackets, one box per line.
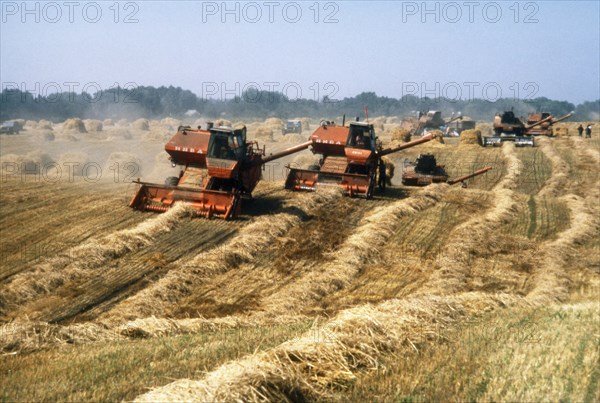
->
[0, 119, 599, 402]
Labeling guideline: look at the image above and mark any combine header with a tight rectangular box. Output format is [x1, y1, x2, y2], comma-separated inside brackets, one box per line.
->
[130, 124, 310, 219]
[525, 112, 573, 137]
[401, 153, 492, 187]
[285, 119, 434, 198]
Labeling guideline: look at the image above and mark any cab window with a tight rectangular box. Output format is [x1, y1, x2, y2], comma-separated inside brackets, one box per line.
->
[208, 134, 236, 160]
[347, 126, 373, 150]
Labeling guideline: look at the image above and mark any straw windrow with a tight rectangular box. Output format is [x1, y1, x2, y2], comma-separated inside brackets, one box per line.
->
[255, 184, 449, 317]
[102, 189, 343, 322]
[133, 292, 520, 403]
[537, 137, 570, 197]
[0, 203, 193, 316]
[526, 195, 599, 305]
[421, 143, 523, 295]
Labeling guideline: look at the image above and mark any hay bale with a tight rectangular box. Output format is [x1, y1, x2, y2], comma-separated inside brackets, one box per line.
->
[161, 117, 180, 128]
[103, 119, 114, 127]
[400, 117, 418, 132]
[84, 119, 103, 132]
[253, 125, 274, 142]
[245, 122, 262, 132]
[105, 128, 133, 140]
[25, 120, 37, 128]
[63, 118, 87, 133]
[40, 131, 55, 142]
[192, 119, 206, 129]
[388, 127, 412, 144]
[371, 116, 386, 132]
[264, 117, 283, 127]
[105, 152, 142, 176]
[0, 151, 54, 174]
[132, 118, 150, 131]
[265, 117, 282, 125]
[36, 120, 53, 130]
[475, 123, 493, 136]
[387, 116, 401, 125]
[143, 130, 170, 142]
[117, 118, 129, 127]
[460, 129, 482, 146]
[57, 152, 90, 176]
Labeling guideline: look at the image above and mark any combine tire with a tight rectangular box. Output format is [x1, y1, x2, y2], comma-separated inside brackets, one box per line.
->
[308, 164, 321, 171]
[165, 176, 179, 187]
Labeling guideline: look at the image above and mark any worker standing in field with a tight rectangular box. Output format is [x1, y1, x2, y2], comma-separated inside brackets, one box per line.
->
[585, 124, 592, 138]
[577, 124, 584, 137]
[378, 159, 386, 190]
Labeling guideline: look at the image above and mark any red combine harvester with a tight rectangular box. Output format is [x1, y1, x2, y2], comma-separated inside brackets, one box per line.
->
[285, 119, 434, 198]
[130, 124, 311, 219]
[525, 112, 573, 137]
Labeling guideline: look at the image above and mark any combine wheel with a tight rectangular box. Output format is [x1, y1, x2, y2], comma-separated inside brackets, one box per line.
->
[165, 176, 179, 186]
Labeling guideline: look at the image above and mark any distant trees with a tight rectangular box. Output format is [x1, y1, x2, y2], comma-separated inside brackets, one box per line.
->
[574, 100, 600, 121]
[0, 85, 595, 122]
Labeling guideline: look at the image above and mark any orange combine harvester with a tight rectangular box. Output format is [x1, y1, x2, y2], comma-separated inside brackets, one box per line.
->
[285, 118, 435, 198]
[129, 123, 311, 219]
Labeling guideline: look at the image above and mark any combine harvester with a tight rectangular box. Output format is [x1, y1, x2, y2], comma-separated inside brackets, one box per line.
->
[285, 118, 434, 198]
[525, 112, 573, 137]
[409, 111, 474, 136]
[482, 110, 554, 147]
[401, 153, 492, 187]
[130, 123, 311, 219]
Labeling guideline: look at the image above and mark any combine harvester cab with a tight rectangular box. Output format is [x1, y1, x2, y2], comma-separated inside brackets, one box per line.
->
[130, 124, 311, 219]
[402, 153, 492, 187]
[285, 119, 434, 198]
[401, 154, 449, 186]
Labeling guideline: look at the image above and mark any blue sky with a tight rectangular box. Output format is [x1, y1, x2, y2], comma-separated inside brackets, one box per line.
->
[1, 1, 599, 104]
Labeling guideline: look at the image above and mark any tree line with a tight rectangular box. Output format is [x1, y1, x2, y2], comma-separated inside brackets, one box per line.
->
[1, 86, 598, 122]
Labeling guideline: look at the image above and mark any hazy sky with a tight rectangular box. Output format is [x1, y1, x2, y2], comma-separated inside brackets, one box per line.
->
[1, 1, 599, 104]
